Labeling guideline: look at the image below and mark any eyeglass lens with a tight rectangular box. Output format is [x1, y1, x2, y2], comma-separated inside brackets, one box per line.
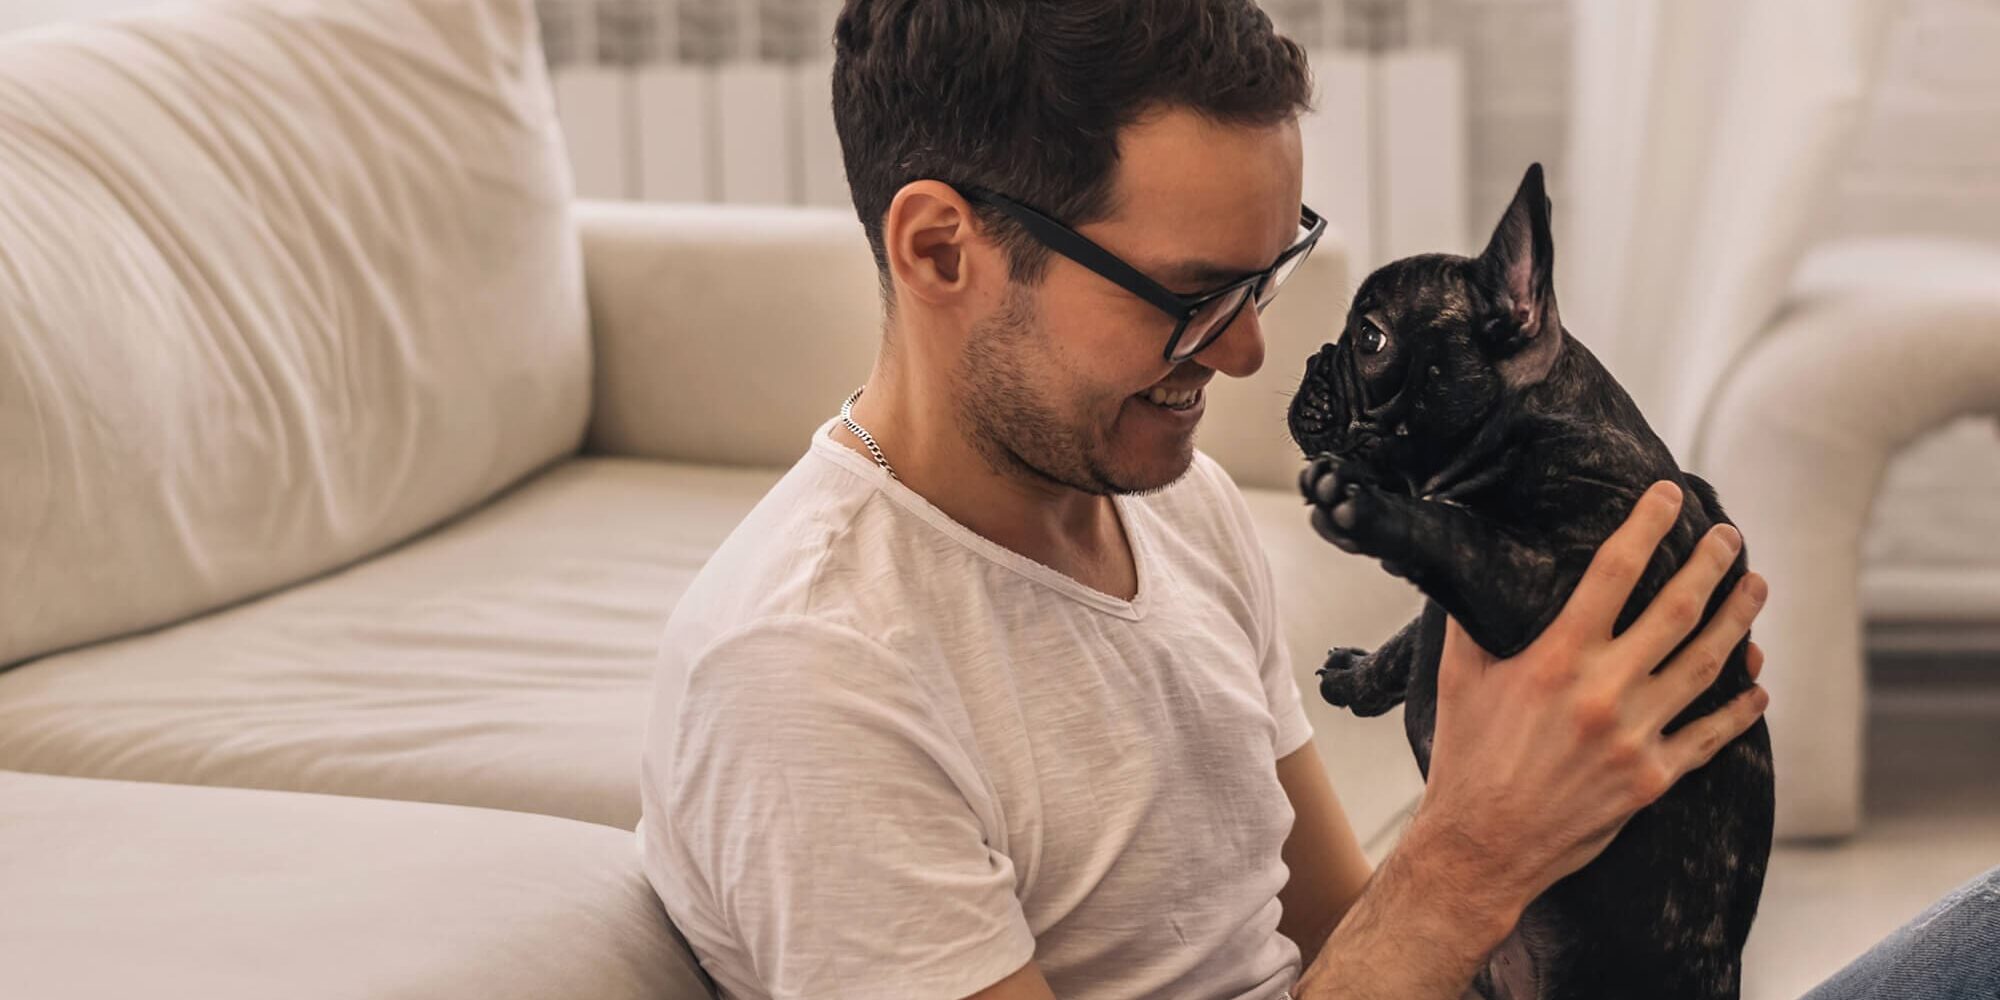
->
[1167, 238, 1316, 360]
[1257, 241, 1312, 308]
[1168, 285, 1254, 361]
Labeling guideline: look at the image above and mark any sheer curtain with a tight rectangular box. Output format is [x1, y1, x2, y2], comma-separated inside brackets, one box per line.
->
[1563, 0, 1906, 457]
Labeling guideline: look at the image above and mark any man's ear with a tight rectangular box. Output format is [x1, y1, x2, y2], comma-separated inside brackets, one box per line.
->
[884, 181, 981, 307]
[1477, 163, 1563, 386]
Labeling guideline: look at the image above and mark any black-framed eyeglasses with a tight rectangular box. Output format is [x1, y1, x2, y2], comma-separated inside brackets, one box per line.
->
[956, 185, 1326, 363]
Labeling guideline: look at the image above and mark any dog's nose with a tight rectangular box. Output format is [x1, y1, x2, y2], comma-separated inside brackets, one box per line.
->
[1309, 342, 1337, 375]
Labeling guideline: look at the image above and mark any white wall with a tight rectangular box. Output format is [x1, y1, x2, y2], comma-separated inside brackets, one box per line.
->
[1298, 0, 2000, 250]
[1429, 0, 1572, 230]
[1828, 0, 2000, 243]
[1423, 0, 2000, 247]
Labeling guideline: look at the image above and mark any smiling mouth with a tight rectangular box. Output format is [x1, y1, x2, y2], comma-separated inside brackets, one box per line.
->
[1140, 386, 1203, 411]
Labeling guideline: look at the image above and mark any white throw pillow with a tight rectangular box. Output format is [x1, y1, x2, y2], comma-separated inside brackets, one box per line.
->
[0, 0, 588, 668]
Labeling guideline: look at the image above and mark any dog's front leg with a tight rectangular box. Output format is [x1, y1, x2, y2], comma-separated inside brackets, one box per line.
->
[1319, 612, 1423, 717]
[1304, 458, 1559, 658]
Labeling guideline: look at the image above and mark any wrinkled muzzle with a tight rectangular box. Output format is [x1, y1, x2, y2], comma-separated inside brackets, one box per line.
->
[1288, 341, 1366, 458]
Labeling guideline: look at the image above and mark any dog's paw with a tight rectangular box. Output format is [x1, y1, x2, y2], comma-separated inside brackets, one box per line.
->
[1316, 646, 1365, 705]
[1312, 648, 1376, 712]
[1301, 454, 1398, 557]
[1317, 646, 1403, 717]
[1319, 645, 1369, 672]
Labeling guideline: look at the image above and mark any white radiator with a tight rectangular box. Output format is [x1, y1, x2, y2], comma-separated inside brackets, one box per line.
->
[540, 0, 1469, 281]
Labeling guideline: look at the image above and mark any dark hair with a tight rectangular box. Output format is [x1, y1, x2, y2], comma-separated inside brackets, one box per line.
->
[831, 0, 1314, 298]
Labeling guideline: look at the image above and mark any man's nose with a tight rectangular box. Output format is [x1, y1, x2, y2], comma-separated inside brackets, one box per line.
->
[1191, 301, 1266, 378]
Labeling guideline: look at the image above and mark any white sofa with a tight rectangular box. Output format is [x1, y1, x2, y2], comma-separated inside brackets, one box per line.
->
[0, 1, 1423, 995]
[1696, 237, 2000, 839]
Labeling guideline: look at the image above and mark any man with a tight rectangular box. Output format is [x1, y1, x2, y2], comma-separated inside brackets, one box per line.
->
[638, 3, 1998, 998]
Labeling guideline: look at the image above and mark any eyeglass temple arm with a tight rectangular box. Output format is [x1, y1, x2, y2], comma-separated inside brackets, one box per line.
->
[964, 190, 1192, 315]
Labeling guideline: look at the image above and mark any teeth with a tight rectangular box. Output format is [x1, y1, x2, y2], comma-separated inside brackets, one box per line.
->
[1145, 387, 1201, 409]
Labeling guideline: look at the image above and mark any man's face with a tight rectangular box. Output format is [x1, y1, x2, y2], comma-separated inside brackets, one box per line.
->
[954, 108, 1305, 496]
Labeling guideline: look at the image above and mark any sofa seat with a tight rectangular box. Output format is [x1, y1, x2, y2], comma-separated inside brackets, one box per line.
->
[0, 445, 1427, 846]
[0, 458, 781, 829]
[0, 769, 712, 1000]
[0, 450, 1440, 848]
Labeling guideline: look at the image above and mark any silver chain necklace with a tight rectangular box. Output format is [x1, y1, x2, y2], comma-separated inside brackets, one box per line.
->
[840, 386, 898, 480]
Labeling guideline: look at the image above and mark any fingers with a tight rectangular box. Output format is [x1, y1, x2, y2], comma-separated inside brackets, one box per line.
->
[1551, 481, 1683, 642]
[1663, 682, 1769, 776]
[1618, 524, 1745, 667]
[1645, 573, 1768, 723]
[1746, 641, 1764, 681]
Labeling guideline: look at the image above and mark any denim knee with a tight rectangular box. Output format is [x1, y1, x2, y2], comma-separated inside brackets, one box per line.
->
[1800, 864, 2000, 1000]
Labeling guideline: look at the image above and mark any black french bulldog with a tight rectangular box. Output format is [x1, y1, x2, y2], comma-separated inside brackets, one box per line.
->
[1286, 164, 1774, 1000]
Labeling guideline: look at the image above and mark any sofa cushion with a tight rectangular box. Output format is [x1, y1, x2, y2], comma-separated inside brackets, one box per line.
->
[575, 200, 1351, 494]
[0, 457, 780, 828]
[0, 0, 589, 669]
[0, 769, 715, 1000]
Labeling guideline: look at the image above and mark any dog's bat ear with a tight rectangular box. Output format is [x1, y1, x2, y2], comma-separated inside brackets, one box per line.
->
[1477, 163, 1563, 386]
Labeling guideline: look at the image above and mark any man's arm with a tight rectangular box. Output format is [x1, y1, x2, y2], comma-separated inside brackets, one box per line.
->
[1290, 481, 1771, 998]
[1291, 805, 1527, 999]
[1275, 741, 1375, 967]
[649, 617, 1041, 1000]
[960, 962, 1057, 1000]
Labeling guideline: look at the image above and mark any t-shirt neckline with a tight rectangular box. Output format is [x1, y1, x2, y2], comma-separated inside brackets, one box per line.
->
[810, 417, 1152, 621]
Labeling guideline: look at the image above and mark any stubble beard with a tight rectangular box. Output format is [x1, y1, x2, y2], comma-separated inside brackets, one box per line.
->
[952, 286, 1190, 497]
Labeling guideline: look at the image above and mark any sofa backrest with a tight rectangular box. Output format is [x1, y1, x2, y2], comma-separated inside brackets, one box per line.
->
[0, 0, 589, 669]
[577, 201, 1350, 491]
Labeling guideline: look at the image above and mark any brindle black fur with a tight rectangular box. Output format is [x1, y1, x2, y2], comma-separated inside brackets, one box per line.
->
[1286, 164, 1774, 1000]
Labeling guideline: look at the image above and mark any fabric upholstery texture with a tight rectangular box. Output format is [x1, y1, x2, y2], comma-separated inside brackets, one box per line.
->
[0, 448, 1432, 844]
[0, 0, 590, 669]
[0, 769, 714, 1000]
[0, 457, 778, 829]
[576, 200, 1352, 494]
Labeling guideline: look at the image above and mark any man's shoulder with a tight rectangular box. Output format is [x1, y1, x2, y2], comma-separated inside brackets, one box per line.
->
[659, 444, 944, 680]
[671, 446, 882, 617]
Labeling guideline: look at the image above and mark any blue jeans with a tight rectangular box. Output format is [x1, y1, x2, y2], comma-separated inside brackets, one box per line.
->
[1801, 864, 2000, 1000]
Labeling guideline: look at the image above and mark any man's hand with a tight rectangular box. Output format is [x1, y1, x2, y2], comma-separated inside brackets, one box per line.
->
[1417, 478, 1770, 911]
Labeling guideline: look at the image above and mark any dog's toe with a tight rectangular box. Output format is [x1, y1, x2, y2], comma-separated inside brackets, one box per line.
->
[1310, 505, 1360, 552]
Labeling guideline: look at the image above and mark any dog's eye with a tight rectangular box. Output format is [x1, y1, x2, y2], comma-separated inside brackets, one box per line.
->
[1357, 322, 1388, 355]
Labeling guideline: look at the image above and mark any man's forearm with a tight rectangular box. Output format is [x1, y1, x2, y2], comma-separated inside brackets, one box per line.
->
[1292, 813, 1525, 1000]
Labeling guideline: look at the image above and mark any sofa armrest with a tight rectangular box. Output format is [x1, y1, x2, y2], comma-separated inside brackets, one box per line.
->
[577, 199, 1350, 487]
[1695, 238, 2000, 840]
[577, 200, 883, 468]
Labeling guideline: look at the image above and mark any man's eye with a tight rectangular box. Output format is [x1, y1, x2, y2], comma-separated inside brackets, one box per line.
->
[1357, 323, 1388, 355]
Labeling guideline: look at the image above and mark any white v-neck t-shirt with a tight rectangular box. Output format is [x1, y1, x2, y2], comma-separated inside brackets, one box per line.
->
[638, 419, 1315, 1000]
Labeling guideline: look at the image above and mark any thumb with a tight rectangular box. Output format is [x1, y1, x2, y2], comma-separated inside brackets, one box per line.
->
[1439, 615, 1499, 697]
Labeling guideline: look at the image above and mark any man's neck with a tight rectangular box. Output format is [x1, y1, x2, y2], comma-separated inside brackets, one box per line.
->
[831, 372, 1137, 600]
